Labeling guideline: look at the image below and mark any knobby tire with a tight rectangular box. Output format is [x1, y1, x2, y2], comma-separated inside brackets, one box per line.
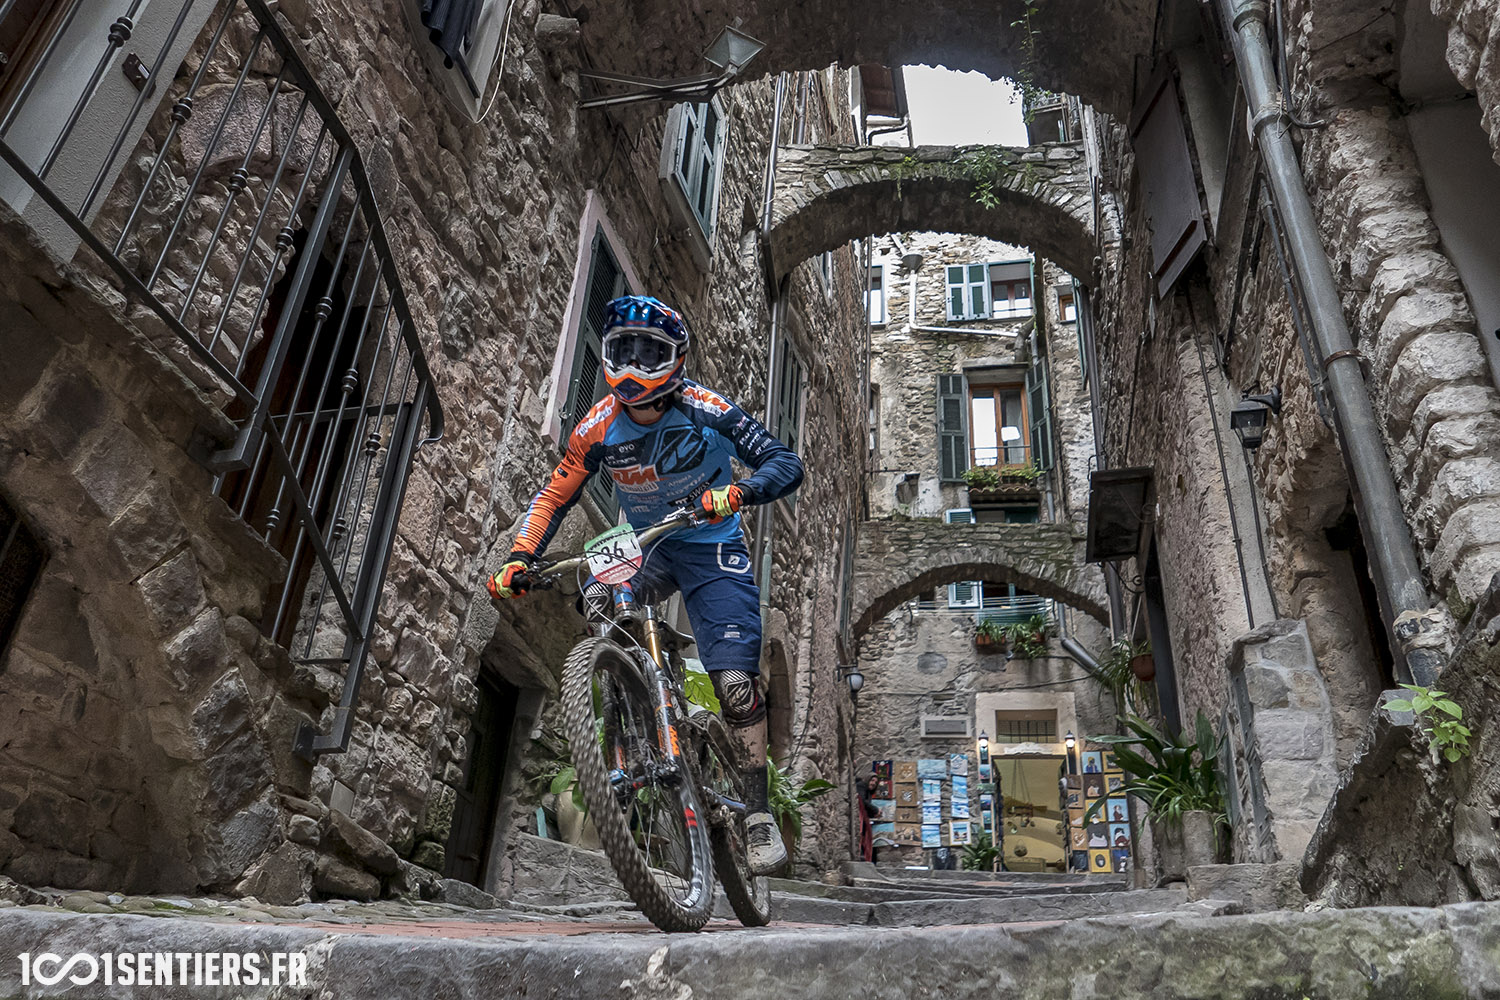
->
[561, 637, 714, 932]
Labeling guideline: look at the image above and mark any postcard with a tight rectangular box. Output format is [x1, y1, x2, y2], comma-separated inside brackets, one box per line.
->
[895, 760, 918, 782]
[921, 779, 943, 803]
[921, 824, 942, 848]
[922, 803, 942, 825]
[917, 758, 948, 779]
[949, 821, 971, 845]
[951, 797, 970, 819]
[871, 798, 896, 822]
[948, 753, 969, 776]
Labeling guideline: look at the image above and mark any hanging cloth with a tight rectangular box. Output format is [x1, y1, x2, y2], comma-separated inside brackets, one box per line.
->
[421, 0, 481, 92]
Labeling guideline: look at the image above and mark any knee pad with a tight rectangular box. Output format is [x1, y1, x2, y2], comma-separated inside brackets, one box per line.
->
[711, 669, 766, 727]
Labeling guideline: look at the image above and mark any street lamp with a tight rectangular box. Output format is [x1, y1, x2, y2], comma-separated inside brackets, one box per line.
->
[836, 663, 864, 695]
[1064, 731, 1077, 775]
[1230, 387, 1282, 450]
[977, 730, 990, 765]
[578, 25, 767, 109]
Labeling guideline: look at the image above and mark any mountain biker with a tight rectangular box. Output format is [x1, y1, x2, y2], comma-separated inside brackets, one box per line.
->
[488, 294, 804, 874]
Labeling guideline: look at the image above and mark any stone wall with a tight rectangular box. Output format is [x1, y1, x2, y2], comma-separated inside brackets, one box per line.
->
[0, 0, 869, 897]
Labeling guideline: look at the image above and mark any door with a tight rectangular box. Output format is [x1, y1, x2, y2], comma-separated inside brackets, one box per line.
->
[445, 672, 519, 887]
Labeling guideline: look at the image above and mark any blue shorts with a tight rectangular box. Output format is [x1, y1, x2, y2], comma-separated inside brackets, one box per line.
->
[620, 538, 762, 675]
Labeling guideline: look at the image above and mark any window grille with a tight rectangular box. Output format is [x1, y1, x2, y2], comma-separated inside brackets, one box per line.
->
[994, 717, 1057, 744]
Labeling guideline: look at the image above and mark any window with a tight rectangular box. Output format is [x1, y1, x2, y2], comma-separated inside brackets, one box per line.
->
[0, 493, 46, 657]
[406, 0, 510, 121]
[866, 264, 886, 324]
[946, 264, 989, 321]
[969, 382, 1029, 467]
[817, 250, 834, 292]
[989, 261, 1033, 319]
[868, 384, 880, 459]
[773, 343, 806, 455]
[944, 509, 981, 608]
[1058, 288, 1077, 323]
[993, 712, 1058, 745]
[1025, 348, 1054, 471]
[937, 374, 968, 481]
[660, 98, 727, 265]
[562, 224, 629, 516]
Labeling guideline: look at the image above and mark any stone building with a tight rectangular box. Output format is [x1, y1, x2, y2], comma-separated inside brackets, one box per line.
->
[0, 0, 870, 901]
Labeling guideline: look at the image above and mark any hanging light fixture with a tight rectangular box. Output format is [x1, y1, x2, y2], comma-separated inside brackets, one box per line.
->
[1230, 387, 1282, 450]
[579, 25, 767, 109]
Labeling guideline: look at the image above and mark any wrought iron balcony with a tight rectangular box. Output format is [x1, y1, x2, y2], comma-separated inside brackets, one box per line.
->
[0, 0, 444, 758]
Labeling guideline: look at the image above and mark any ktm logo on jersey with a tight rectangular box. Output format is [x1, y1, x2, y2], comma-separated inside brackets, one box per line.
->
[683, 385, 730, 414]
[612, 465, 661, 489]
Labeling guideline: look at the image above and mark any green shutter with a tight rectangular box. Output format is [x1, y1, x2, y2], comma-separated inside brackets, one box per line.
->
[1026, 354, 1052, 471]
[564, 227, 625, 517]
[968, 264, 988, 319]
[937, 374, 967, 481]
[946, 266, 964, 320]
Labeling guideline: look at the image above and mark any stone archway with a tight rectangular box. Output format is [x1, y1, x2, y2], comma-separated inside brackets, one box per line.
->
[850, 520, 1107, 637]
[575, 0, 1155, 118]
[768, 144, 1095, 283]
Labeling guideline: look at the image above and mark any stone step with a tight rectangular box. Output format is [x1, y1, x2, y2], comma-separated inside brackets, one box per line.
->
[844, 875, 1129, 898]
[755, 885, 1232, 927]
[9, 900, 1495, 998]
[841, 861, 1103, 884]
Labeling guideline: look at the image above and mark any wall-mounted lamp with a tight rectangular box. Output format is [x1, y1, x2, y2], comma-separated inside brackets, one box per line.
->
[977, 730, 990, 765]
[1230, 387, 1282, 450]
[836, 663, 864, 695]
[1064, 731, 1076, 752]
[579, 26, 766, 109]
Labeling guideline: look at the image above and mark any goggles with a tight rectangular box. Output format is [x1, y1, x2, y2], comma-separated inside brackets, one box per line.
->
[602, 329, 681, 376]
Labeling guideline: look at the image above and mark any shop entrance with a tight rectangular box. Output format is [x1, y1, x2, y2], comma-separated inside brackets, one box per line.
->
[444, 672, 520, 887]
[996, 755, 1068, 872]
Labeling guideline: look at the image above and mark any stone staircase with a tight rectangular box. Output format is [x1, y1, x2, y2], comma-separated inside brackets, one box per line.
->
[745, 860, 1241, 927]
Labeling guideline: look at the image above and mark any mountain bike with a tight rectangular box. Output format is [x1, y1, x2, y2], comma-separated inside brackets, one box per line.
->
[508, 506, 773, 932]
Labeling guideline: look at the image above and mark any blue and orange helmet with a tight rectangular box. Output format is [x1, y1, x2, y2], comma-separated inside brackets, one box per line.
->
[600, 295, 690, 405]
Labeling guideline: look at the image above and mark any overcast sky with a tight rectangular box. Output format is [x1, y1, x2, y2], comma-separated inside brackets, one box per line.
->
[902, 66, 1029, 146]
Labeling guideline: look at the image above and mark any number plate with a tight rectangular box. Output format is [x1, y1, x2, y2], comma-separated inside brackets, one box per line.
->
[585, 523, 644, 584]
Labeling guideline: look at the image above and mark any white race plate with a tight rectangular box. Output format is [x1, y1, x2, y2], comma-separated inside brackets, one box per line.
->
[585, 523, 643, 584]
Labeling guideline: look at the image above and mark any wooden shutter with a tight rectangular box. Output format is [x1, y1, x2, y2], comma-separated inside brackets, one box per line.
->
[937, 374, 967, 481]
[944, 506, 981, 608]
[1129, 64, 1207, 297]
[1026, 354, 1053, 470]
[966, 264, 989, 319]
[564, 226, 625, 516]
[946, 266, 965, 320]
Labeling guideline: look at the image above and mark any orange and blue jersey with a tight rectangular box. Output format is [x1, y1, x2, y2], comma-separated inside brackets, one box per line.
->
[510, 380, 804, 559]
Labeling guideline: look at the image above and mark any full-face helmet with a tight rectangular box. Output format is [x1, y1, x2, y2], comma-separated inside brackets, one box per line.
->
[600, 295, 689, 405]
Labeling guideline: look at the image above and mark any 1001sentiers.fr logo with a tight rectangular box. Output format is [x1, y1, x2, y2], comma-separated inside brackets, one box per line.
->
[17, 951, 309, 987]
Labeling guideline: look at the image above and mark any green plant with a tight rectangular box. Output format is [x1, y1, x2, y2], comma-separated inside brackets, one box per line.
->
[683, 664, 720, 713]
[974, 617, 1009, 643]
[962, 465, 1004, 490]
[961, 832, 999, 871]
[1009, 0, 1047, 124]
[1385, 684, 1472, 763]
[1099, 639, 1150, 692]
[964, 463, 1044, 489]
[766, 757, 836, 845]
[1088, 712, 1225, 827]
[1000, 614, 1050, 659]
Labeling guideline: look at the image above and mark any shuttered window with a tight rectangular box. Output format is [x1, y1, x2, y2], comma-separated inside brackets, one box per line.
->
[944, 508, 981, 608]
[1025, 351, 1053, 471]
[774, 344, 806, 509]
[867, 264, 886, 324]
[668, 99, 726, 239]
[563, 225, 627, 516]
[946, 264, 989, 321]
[937, 373, 968, 481]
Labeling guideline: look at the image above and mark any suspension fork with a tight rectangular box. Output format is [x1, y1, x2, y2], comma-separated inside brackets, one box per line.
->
[640, 606, 684, 765]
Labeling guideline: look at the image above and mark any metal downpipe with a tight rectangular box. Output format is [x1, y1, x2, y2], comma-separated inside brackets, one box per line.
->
[754, 74, 789, 588]
[1217, 0, 1442, 685]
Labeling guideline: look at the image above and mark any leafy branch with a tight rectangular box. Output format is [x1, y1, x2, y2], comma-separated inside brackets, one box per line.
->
[1386, 684, 1472, 763]
[1009, 0, 1047, 124]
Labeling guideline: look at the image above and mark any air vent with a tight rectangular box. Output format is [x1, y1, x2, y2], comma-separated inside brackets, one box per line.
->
[920, 716, 970, 738]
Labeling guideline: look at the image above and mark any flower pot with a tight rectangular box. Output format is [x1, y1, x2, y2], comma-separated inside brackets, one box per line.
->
[1151, 810, 1218, 884]
[1130, 653, 1155, 681]
[975, 633, 997, 650]
[552, 791, 599, 849]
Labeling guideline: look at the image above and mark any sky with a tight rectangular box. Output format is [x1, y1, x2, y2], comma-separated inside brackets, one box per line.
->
[901, 66, 1029, 147]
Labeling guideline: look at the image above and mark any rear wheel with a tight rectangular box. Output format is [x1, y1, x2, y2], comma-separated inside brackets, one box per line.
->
[692, 711, 773, 926]
[561, 637, 714, 931]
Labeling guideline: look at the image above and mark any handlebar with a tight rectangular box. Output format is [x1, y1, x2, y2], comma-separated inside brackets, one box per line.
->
[507, 505, 714, 593]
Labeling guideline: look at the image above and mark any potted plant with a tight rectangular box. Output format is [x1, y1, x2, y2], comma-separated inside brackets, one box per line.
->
[974, 617, 1008, 650]
[1102, 638, 1154, 687]
[1000, 614, 1050, 659]
[961, 832, 1000, 872]
[767, 757, 836, 863]
[1087, 711, 1226, 883]
[962, 466, 1004, 491]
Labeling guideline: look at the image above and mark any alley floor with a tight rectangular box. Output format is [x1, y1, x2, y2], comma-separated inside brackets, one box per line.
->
[3, 867, 1500, 998]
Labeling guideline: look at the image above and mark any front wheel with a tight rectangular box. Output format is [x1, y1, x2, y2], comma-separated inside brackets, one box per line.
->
[692, 711, 773, 926]
[561, 637, 715, 932]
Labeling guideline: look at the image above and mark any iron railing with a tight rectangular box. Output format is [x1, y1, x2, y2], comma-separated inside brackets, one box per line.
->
[913, 593, 1058, 626]
[0, 0, 444, 759]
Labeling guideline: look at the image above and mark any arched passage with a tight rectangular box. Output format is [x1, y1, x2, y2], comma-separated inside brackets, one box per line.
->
[577, 0, 1154, 118]
[851, 520, 1108, 637]
[769, 144, 1095, 283]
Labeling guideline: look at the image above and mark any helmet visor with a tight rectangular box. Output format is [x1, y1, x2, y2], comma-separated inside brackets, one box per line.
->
[603, 330, 679, 376]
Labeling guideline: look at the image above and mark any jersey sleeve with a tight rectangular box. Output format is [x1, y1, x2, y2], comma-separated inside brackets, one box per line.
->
[682, 383, 804, 505]
[509, 402, 611, 559]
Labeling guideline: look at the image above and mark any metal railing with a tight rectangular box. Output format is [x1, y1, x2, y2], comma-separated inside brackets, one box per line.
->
[0, 0, 444, 758]
[913, 593, 1057, 626]
[969, 444, 1034, 468]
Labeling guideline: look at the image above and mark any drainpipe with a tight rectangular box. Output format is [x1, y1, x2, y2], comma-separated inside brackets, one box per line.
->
[1060, 636, 1110, 685]
[754, 74, 790, 591]
[1217, 0, 1442, 686]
